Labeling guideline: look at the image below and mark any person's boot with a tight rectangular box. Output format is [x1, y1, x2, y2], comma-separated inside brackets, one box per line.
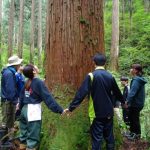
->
[26, 148, 36, 150]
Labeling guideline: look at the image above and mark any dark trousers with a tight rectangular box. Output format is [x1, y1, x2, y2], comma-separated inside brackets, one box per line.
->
[90, 117, 115, 150]
[19, 105, 41, 149]
[122, 108, 130, 126]
[128, 107, 142, 135]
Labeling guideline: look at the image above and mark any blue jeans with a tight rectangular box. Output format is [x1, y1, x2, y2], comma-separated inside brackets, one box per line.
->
[90, 117, 115, 150]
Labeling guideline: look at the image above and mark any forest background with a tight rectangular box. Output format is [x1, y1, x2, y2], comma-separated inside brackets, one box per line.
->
[0, 0, 150, 149]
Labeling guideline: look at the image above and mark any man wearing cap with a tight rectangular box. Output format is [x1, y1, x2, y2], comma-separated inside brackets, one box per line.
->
[64, 53, 126, 150]
[1, 55, 23, 131]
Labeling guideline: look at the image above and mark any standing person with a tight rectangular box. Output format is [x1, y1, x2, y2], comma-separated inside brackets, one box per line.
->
[64, 53, 125, 150]
[18, 64, 64, 150]
[1, 55, 23, 131]
[16, 66, 25, 96]
[15, 66, 25, 120]
[127, 64, 147, 140]
[120, 76, 130, 126]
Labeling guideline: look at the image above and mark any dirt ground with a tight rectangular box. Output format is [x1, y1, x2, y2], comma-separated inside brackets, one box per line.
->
[122, 137, 150, 150]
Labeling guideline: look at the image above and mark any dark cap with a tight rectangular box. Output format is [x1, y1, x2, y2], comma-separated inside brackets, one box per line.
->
[93, 54, 106, 66]
[120, 76, 128, 81]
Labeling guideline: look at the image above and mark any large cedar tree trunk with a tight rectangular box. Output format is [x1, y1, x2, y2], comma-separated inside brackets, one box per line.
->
[45, 0, 104, 88]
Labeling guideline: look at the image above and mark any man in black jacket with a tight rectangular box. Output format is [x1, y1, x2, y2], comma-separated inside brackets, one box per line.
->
[64, 53, 125, 150]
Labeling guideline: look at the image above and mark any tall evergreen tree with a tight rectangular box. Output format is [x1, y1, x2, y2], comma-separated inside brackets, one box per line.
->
[45, 0, 104, 88]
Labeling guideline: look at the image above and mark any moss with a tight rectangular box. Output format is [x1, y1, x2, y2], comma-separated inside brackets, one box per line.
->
[40, 85, 123, 150]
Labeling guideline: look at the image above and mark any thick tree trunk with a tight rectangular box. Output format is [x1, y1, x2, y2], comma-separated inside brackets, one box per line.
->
[30, 0, 35, 64]
[45, 0, 104, 88]
[18, 0, 24, 58]
[37, 0, 42, 68]
[110, 0, 119, 71]
[8, 0, 14, 57]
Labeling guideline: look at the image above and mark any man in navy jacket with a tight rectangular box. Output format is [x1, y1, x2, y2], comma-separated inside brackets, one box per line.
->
[1, 55, 23, 130]
[64, 54, 125, 150]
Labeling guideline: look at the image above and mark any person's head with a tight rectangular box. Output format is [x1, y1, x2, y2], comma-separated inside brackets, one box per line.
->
[93, 53, 106, 66]
[130, 64, 143, 76]
[23, 64, 37, 80]
[34, 65, 40, 74]
[120, 76, 128, 86]
[7, 55, 23, 71]
[18, 65, 24, 73]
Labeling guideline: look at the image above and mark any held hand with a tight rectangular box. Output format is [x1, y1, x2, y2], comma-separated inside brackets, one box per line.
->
[62, 108, 71, 117]
[16, 103, 20, 111]
[122, 102, 128, 109]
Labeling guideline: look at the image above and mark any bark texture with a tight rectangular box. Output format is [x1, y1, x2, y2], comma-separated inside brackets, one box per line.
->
[45, 0, 104, 88]
[18, 0, 24, 58]
[8, 0, 14, 57]
[110, 0, 119, 71]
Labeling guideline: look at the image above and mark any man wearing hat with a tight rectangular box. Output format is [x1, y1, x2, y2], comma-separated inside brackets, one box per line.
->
[64, 53, 126, 150]
[1, 55, 23, 131]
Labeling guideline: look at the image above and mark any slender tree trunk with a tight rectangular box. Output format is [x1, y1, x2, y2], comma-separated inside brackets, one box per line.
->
[37, 0, 42, 67]
[121, 0, 125, 40]
[18, 0, 24, 58]
[129, 0, 133, 35]
[8, 0, 14, 57]
[45, 0, 104, 88]
[30, 0, 35, 64]
[144, 0, 150, 12]
[0, 0, 2, 69]
[110, 0, 119, 71]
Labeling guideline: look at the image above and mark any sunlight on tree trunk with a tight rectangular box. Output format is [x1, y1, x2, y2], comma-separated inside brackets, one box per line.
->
[110, 0, 119, 71]
[45, 0, 104, 88]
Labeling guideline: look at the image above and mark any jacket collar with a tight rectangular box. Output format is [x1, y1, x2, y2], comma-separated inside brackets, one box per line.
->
[95, 66, 105, 70]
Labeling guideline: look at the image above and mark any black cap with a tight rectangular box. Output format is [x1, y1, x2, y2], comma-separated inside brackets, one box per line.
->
[93, 54, 106, 66]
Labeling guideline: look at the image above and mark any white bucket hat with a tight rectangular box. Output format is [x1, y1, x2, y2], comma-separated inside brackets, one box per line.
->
[7, 55, 23, 67]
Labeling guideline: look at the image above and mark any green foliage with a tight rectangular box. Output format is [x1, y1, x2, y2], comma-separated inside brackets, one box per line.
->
[40, 85, 90, 150]
[104, 0, 150, 75]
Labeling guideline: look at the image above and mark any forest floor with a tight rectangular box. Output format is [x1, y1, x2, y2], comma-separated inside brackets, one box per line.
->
[122, 137, 150, 150]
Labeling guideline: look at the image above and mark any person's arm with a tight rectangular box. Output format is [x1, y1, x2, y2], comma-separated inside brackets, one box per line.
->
[112, 77, 125, 104]
[68, 74, 91, 111]
[5, 72, 17, 101]
[37, 80, 63, 114]
[127, 79, 140, 103]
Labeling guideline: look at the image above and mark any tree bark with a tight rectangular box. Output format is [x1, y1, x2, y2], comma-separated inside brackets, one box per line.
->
[45, 0, 104, 88]
[18, 0, 24, 58]
[129, 0, 133, 35]
[37, 0, 42, 67]
[0, 0, 2, 68]
[8, 0, 14, 57]
[30, 0, 35, 64]
[110, 0, 119, 71]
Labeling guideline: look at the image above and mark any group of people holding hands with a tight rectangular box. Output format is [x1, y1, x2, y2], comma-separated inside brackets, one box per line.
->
[0, 53, 147, 150]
